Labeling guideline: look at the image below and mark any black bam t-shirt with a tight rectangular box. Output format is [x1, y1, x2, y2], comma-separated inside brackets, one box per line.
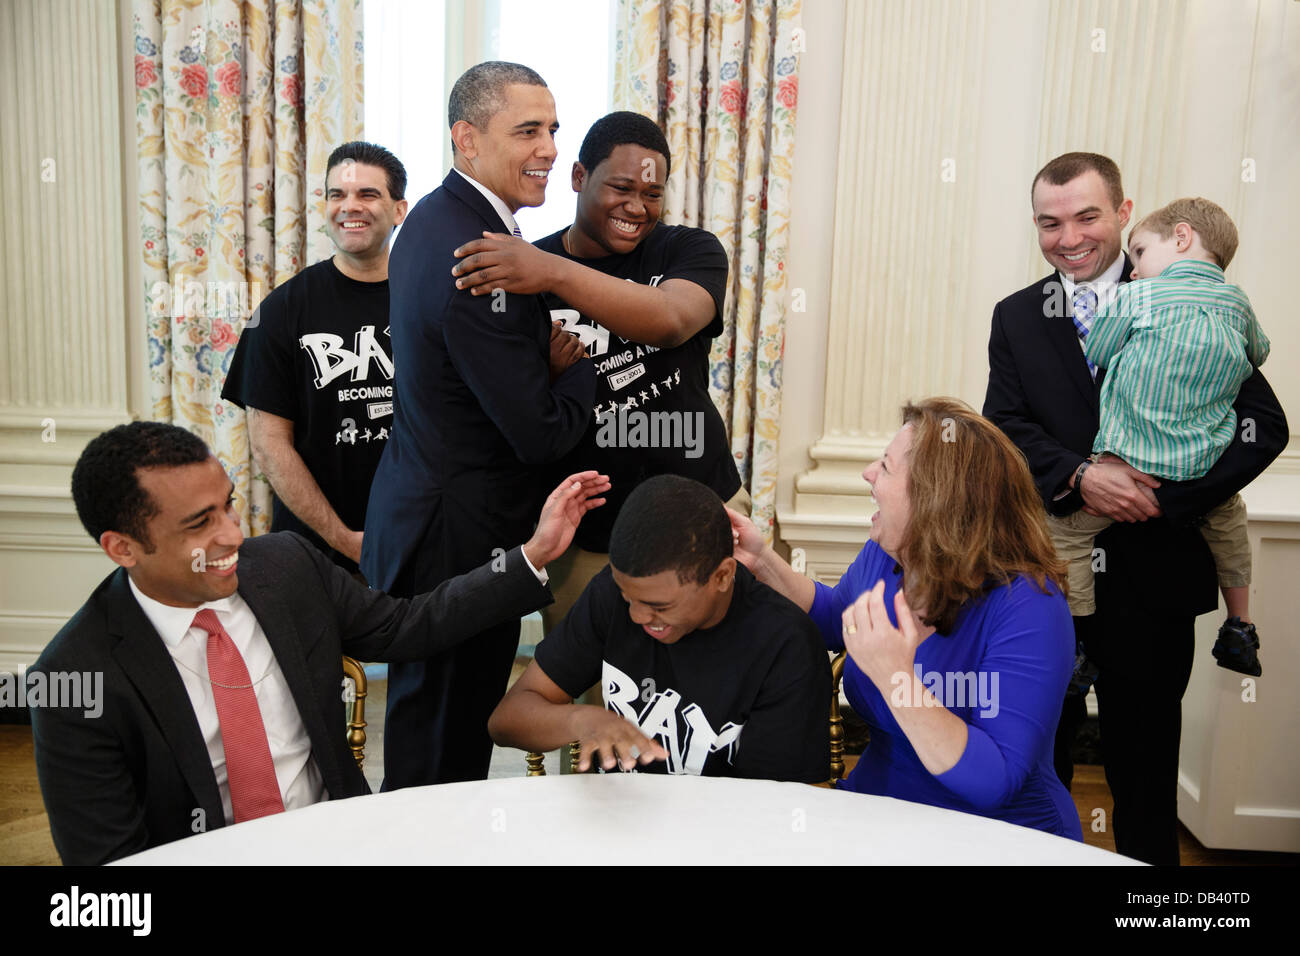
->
[535, 223, 742, 552]
[534, 565, 832, 782]
[222, 258, 394, 572]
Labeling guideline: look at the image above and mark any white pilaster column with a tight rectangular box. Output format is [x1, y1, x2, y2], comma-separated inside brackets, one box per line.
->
[0, 0, 133, 670]
[782, 0, 989, 579]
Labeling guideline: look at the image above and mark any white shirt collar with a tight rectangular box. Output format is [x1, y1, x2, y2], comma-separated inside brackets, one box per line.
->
[452, 167, 521, 237]
[127, 575, 244, 650]
[1060, 252, 1127, 305]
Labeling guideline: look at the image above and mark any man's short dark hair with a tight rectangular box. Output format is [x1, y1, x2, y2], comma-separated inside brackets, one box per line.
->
[71, 422, 212, 551]
[578, 111, 671, 176]
[1032, 152, 1124, 210]
[609, 476, 731, 585]
[326, 141, 408, 201]
[448, 61, 547, 132]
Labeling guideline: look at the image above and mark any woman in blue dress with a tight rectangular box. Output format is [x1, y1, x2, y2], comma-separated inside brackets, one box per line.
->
[731, 398, 1082, 840]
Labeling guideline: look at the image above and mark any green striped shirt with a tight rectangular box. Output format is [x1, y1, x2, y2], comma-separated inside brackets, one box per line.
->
[1085, 259, 1269, 480]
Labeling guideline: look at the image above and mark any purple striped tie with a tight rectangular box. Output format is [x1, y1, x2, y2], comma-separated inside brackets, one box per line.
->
[1072, 286, 1099, 378]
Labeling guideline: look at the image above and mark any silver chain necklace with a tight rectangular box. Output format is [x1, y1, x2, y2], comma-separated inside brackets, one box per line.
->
[175, 634, 275, 690]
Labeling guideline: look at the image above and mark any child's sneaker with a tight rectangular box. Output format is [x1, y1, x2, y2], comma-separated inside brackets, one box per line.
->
[1212, 617, 1261, 677]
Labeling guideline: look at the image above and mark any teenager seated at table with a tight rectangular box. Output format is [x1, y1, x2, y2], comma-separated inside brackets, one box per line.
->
[489, 475, 830, 781]
[728, 399, 1082, 840]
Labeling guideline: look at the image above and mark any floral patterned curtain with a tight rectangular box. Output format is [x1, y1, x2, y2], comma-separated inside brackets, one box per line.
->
[613, 0, 800, 545]
[134, 0, 362, 533]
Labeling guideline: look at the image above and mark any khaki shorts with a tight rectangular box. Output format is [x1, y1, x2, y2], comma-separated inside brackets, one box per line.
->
[1047, 493, 1250, 616]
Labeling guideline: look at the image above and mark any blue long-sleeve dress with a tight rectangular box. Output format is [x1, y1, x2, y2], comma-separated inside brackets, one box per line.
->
[811, 541, 1083, 840]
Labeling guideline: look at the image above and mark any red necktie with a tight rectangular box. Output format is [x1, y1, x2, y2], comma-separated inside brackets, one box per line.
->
[192, 609, 285, 823]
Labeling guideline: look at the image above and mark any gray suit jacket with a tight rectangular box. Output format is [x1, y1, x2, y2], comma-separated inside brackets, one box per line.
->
[30, 532, 551, 865]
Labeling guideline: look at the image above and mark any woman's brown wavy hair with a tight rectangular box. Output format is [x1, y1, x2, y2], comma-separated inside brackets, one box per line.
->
[895, 397, 1066, 634]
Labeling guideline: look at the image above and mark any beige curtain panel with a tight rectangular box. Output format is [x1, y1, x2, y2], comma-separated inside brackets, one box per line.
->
[134, 0, 363, 533]
[615, 0, 802, 544]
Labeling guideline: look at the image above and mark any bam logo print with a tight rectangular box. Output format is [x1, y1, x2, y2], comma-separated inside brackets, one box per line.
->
[551, 308, 610, 358]
[602, 661, 742, 774]
[300, 326, 394, 389]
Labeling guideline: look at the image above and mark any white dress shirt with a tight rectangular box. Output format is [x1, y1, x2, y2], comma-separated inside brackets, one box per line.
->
[128, 578, 326, 825]
[453, 166, 522, 237]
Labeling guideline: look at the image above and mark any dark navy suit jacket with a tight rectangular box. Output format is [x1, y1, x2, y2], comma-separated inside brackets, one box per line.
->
[30, 534, 552, 864]
[362, 170, 595, 592]
[983, 259, 1288, 617]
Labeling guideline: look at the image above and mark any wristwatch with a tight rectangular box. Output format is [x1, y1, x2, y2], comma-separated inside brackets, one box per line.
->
[1071, 458, 1092, 492]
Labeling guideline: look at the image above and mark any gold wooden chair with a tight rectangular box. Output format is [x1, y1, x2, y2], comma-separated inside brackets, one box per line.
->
[829, 651, 847, 783]
[525, 693, 594, 774]
[525, 742, 581, 776]
[341, 656, 367, 770]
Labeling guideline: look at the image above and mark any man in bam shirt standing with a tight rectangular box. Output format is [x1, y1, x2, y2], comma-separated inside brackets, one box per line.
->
[223, 142, 408, 575]
[490, 476, 830, 781]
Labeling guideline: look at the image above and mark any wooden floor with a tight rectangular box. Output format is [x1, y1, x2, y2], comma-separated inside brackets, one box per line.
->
[1047, 762, 1294, 865]
[0, 723, 59, 865]
[4, 716, 1295, 866]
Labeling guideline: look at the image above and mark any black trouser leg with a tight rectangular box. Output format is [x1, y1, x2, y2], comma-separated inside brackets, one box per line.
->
[1089, 608, 1195, 865]
[382, 619, 522, 788]
[1053, 690, 1088, 790]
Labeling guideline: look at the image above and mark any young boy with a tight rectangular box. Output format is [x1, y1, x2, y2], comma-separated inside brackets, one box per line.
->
[488, 475, 830, 780]
[1048, 197, 1270, 676]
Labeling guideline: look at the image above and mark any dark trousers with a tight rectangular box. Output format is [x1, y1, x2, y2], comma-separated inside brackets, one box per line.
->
[382, 621, 521, 787]
[380, 491, 535, 789]
[1052, 614, 1097, 791]
[1090, 606, 1196, 865]
[1052, 607, 1194, 865]
[1052, 688, 1087, 791]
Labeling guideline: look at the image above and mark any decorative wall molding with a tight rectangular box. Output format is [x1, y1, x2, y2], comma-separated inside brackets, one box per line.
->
[0, 410, 133, 466]
[793, 0, 988, 521]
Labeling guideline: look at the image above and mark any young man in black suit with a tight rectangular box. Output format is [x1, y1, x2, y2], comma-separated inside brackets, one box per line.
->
[30, 422, 607, 864]
[983, 152, 1286, 864]
[360, 62, 596, 788]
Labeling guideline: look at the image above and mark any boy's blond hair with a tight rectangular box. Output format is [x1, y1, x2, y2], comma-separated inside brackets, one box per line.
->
[1131, 197, 1239, 269]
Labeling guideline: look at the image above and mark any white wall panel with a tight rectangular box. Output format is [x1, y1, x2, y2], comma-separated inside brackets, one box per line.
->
[0, 0, 134, 668]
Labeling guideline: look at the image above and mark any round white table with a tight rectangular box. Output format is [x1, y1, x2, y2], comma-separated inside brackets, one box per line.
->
[113, 774, 1140, 865]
